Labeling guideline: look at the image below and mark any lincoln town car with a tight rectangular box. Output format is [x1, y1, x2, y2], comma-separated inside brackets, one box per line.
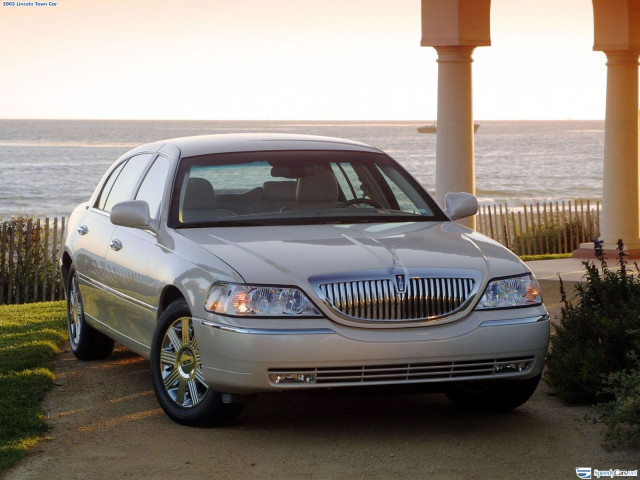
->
[62, 134, 549, 426]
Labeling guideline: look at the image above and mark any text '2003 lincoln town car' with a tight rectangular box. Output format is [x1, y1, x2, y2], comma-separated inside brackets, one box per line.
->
[62, 133, 549, 426]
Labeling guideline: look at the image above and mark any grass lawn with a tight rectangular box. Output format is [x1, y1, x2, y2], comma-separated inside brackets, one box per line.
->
[520, 253, 573, 262]
[0, 301, 67, 473]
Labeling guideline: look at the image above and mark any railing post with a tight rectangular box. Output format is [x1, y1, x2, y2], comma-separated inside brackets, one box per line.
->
[0, 222, 5, 305]
[50, 218, 58, 302]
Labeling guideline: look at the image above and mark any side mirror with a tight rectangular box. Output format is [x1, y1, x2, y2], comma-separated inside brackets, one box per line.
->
[110, 200, 152, 229]
[444, 192, 478, 220]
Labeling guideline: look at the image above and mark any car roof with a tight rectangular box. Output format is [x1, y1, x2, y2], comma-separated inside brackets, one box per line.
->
[130, 133, 383, 158]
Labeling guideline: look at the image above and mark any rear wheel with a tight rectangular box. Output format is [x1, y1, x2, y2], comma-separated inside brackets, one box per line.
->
[66, 267, 114, 360]
[445, 374, 542, 412]
[150, 299, 244, 427]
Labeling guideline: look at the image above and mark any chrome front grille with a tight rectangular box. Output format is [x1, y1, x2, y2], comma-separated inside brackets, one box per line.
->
[268, 357, 535, 385]
[311, 270, 478, 322]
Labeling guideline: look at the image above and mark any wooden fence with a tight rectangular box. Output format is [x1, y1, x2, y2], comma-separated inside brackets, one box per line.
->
[476, 200, 601, 256]
[0, 217, 66, 305]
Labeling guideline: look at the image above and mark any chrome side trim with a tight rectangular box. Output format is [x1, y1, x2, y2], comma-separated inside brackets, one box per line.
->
[78, 273, 157, 313]
[479, 314, 549, 327]
[199, 320, 335, 336]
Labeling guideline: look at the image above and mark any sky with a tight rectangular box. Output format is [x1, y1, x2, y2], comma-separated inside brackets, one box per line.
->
[0, 0, 611, 120]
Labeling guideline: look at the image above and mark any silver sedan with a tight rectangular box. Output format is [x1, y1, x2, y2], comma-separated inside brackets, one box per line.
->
[62, 133, 549, 426]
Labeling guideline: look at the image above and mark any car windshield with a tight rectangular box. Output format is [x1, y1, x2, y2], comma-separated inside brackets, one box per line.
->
[169, 150, 446, 227]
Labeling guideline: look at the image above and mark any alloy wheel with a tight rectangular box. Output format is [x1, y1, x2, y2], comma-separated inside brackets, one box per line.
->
[68, 274, 82, 347]
[159, 317, 208, 407]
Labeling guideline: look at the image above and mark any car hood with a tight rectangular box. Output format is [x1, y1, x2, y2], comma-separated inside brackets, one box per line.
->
[178, 221, 529, 288]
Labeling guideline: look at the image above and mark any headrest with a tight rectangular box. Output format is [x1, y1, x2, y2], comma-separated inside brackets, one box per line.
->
[263, 181, 297, 201]
[296, 171, 339, 203]
[184, 178, 215, 210]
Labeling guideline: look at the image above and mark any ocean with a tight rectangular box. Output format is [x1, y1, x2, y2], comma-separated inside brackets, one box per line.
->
[0, 119, 604, 220]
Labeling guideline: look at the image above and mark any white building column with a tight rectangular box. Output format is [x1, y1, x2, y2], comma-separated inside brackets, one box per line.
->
[600, 50, 640, 251]
[574, 0, 640, 258]
[420, 0, 491, 230]
[435, 45, 476, 229]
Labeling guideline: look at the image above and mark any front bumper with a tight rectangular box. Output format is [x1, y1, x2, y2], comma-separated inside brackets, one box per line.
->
[192, 308, 550, 394]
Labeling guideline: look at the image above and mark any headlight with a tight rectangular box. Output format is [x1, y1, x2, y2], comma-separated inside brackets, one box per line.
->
[204, 283, 322, 317]
[475, 274, 542, 309]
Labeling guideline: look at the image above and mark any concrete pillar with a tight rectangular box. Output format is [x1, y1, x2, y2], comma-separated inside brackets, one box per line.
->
[435, 45, 476, 229]
[600, 49, 640, 250]
[574, 0, 640, 257]
[421, 0, 491, 230]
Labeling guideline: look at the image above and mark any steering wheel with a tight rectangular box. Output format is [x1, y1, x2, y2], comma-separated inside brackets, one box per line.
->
[341, 198, 383, 208]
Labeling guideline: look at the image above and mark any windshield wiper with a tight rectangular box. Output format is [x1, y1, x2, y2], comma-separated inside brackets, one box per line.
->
[179, 220, 274, 228]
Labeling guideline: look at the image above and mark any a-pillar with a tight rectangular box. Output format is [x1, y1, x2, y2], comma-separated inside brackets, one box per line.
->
[575, 0, 640, 258]
[420, 0, 491, 229]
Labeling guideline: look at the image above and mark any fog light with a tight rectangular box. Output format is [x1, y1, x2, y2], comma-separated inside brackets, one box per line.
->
[495, 362, 529, 374]
[269, 373, 316, 384]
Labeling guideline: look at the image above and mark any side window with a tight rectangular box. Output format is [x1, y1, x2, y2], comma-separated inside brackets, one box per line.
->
[96, 161, 126, 211]
[375, 165, 433, 215]
[135, 155, 170, 219]
[102, 154, 154, 212]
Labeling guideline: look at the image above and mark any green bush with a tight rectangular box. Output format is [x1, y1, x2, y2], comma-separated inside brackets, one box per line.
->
[545, 240, 640, 404]
[514, 216, 596, 255]
[597, 349, 640, 450]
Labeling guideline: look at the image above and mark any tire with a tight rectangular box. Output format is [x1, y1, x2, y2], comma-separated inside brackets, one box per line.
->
[445, 374, 542, 412]
[150, 298, 244, 427]
[66, 267, 115, 360]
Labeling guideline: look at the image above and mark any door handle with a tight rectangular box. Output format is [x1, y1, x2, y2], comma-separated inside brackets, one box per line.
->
[77, 225, 88, 235]
[109, 239, 123, 251]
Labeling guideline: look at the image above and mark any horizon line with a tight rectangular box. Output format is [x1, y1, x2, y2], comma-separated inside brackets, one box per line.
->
[0, 117, 607, 122]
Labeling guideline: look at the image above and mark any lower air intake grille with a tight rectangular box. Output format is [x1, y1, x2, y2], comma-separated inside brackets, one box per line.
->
[268, 357, 535, 385]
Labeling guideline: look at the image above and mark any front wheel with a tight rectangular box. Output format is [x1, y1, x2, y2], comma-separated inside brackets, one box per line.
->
[445, 374, 542, 412]
[150, 299, 244, 427]
[66, 267, 114, 360]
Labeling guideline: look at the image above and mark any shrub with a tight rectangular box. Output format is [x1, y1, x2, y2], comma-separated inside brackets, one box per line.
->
[514, 215, 596, 255]
[545, 240, 640, 404]
[597, 349, 640, 450]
